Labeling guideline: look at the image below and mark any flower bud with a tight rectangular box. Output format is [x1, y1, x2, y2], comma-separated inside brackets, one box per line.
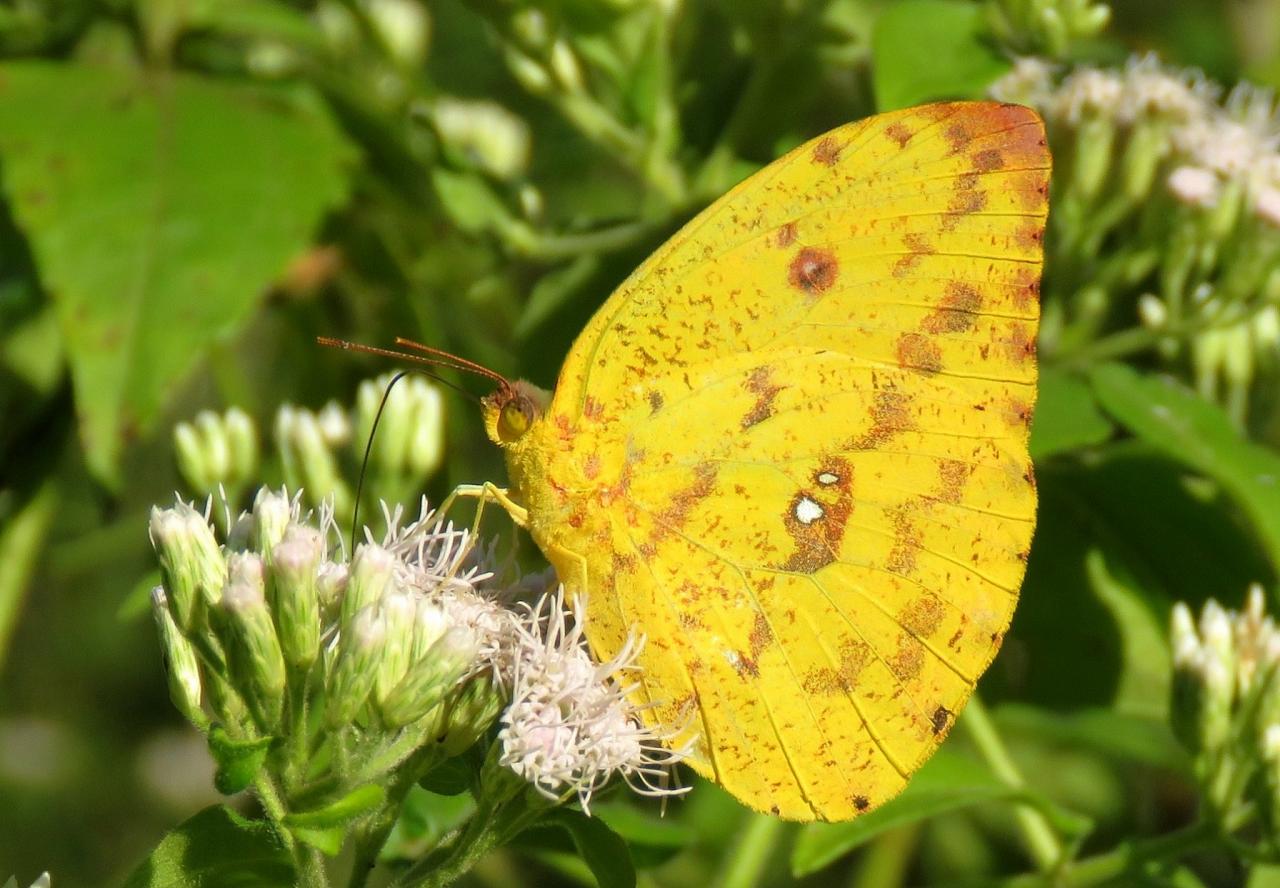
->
[270, 525, 324, 670]
[250, 487, 293, 558]
[433, 99, 531, 182]
[151, 587, 205, 727]
[1170, 602, 1204, 750]
[224, 407, 259, 486]
[1122, 119, 1169, 201]
[374, 590, 417, 707]
[316, 402, 351, 449]
[367, 0, 430, 68]
[327, 606, 387, 727]
[1137, 294, 1168, 329]
[343, 544, 396, 628]
[441, 670, 505, 756]
[381, 625, 480, 728]
[277, 406, 351, 517]
[316, 561, 350, 619]
[1199, 600, 1236, 753]
[150, 502, 227, 633]
[220, 553, 287, 731]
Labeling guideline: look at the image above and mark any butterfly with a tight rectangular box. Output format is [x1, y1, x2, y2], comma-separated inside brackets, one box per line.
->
[474, 101, 1049, 821]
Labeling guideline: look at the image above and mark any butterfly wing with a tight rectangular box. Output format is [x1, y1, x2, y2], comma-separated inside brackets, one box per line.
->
[518, 102, 1049, 821]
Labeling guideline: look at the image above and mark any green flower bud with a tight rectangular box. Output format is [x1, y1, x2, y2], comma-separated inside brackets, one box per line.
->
[381, 625, 480, 729]
[151, 587, 205, 727]
[440, 670, 505, 757]
[173, 421, 211, 493]
[1199, 600, 1236, 754]
[374, 590, 417, 707]
[316, 561, 349, 620]
[408, 382, 444, 477]
[327, 605, 387, 727]
[1073, 114, 1116, 201]
[342, 544, 396, 628]
[251, 487, 293, 558]
[224, 407, 259, 487]
[220, 553, 287, 731]
[1261, 725, 1280, 841]
[505, 48, 552, 95]
[410, 599, 449, 662]
[1122, 119, 1169, 201]
[548, 41, 583, 92]
[195, 410, 233, 487]
[150, 502, 227, 633]
[276, 406, 352, 517]
[433, 98, 531, 182]
[367, 0, 430, 68]
[270, 525, 324, 671]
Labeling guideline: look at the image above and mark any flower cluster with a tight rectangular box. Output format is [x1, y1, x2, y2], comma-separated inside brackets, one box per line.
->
[149, 486, 686, 860]
[1170, 586, 1280, 840]
[992, 55, 1280, 428]
[498, 589, 690, 812]
[173, 372, 444, 526]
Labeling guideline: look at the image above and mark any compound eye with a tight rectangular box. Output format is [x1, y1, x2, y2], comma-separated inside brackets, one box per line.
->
[497, 397, 533, 442]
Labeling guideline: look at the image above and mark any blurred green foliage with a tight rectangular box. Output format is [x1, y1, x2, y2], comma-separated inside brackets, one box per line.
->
[6, 0, 1280, 886]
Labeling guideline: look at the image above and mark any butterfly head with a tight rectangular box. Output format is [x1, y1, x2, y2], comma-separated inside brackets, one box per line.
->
[482, 380, 551, 449]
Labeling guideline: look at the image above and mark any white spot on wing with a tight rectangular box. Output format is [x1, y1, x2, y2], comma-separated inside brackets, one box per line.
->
[795, 496, 824, 525]
[817, 471, 840, 486]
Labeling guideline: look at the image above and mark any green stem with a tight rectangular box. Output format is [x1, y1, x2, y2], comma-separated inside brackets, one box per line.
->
[298, 846, 330, 888]
[962, 696, 1063, 871]
[392, 799, 510, 888]
[714, 813, 786, 888]
[998, 818, 1219, 887]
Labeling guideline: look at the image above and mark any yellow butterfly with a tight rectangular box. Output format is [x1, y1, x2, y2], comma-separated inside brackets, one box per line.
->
[476, 101, 1048, 821]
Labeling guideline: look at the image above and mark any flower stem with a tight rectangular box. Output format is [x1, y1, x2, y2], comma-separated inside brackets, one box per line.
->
[714, 813, 786, 888]
[998, 818, 1219, 887]
[961, 695, 1063, 871]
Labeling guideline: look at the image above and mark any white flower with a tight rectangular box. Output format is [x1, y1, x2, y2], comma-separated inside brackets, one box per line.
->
[1167, 165, 1221, 208]
[497, 589, 690, 812]
[1050, 67, 1124, 124]
[1118, 54, 1214, 124]
[989, 57, 1056, 107]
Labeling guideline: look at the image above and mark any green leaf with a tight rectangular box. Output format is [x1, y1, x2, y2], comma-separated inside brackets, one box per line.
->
[995, 705, 1189, 772]
[1030, 366, 1114, 459]
[0, 61, 351, 486]
[284, 784, 385, 829]
[1090, 363, 1280, 569]
[430, 168, 511, 235]
[515, 254, 601, 340]
[791, 749, 1012, 877]
[383, 786, 475, 861]
[122, 805, 294, 888]
[206, 727, 273, 795]
[593, 802, 693, 868]
[544, 808, 636, 888]
[986, 443, 1270, 714]
[871, 0, 1011, 111]
[419, 755, 476, 796]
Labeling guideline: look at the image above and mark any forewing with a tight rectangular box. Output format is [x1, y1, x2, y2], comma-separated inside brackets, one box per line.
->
[538, 102, 1049, 821]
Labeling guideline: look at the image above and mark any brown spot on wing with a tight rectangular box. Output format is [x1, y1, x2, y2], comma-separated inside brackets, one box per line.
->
[972, 148, 1004, 171]
[1011, 266, 1042, 314]
[895, 332, 942, 375]
[942, 182, 988, 231]
[935, 459, 973, 504]
[648, 390, 664, 414]
[885, 507, 920, 576]
[789, 247, 839, 295]
[922, 282, 983, 334]
[899, 593, 945, 637]
[885, 122, 912, 147]
[853, 795, 870, 811]
[931, 705, 953, 736]
[802, 637, 871, 694]
[812, 136, 841, 166]
[890, 635, 924, 680]
[638, 462, 717, 556]
[945, 122, 971, 154]
[774, 221, 798, 248]
[849, 390, 913, 450]
[742, 365, 784, 430]
[894, 232, 935, 277]
[779, 456, 853, 573]
[1003, 323, 1037, 364]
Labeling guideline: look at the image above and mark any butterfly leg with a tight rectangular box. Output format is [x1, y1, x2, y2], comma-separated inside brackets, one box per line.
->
[436, 482, 529, 529]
